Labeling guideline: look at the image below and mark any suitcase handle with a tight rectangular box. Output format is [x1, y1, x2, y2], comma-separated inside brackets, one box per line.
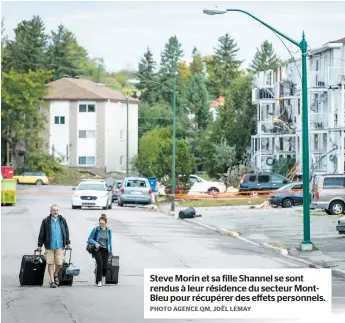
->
[33, 249, 42, 264]
[64, 247, 72, 265]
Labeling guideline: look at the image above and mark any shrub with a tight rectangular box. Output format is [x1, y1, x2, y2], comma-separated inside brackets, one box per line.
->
[22, 151, 64, 177]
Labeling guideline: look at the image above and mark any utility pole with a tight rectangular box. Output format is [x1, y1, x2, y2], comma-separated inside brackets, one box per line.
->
[171, 77, 177, 212]
[126, 95, 129, 177]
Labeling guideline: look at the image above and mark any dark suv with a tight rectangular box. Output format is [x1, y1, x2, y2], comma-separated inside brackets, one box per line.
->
[239, 173, 291, 192]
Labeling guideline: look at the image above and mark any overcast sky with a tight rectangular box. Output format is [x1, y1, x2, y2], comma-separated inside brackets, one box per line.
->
[2, 1, 345, 72]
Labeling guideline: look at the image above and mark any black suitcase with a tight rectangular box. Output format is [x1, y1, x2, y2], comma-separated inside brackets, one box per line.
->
[94, 255, 119, 285]
[105, 255, 119, 284]
[19, 249, 46, 286]
[179, 207, 196, 219]
[58, 248, 73, 286]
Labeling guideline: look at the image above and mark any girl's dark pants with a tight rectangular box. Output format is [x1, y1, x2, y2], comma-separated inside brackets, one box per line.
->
[94, 247, 109, 283]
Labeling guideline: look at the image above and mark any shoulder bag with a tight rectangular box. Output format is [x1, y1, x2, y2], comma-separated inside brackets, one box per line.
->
[86, 228, 98, 254]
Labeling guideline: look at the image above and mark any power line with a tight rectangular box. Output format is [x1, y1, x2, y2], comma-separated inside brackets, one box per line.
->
[138, 117, 173, 120]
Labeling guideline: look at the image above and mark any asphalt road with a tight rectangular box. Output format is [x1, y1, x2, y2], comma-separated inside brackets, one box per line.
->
[2, 186, 345, 322]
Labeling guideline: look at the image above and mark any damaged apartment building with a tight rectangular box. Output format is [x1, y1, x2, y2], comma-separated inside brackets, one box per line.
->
[251, 37, 345, 177]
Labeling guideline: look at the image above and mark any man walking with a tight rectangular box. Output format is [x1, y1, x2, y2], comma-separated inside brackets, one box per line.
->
[37, 205, 71, 288]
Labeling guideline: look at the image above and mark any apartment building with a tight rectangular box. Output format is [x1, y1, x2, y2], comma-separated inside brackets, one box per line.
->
[251, 37, 345, 176]
[42, 77, 140, 173]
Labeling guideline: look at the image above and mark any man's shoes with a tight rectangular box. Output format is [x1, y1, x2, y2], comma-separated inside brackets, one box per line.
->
[102, 277, 106, 285]
[97, 282, 102, 287]
[50, 282, 57, 288]
[54, 276, 60, 287]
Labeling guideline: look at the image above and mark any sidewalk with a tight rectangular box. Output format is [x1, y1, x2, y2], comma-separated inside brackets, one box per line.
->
[161, 203, 345, 278]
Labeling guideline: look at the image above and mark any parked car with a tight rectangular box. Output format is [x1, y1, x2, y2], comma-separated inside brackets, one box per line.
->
[187, 174, 226, 194]
[268, 182, 303, 208]
[311, 174, 345, 215]
[239, 173, 291, 192]
[13, 171, 49, 185]
[71, 179, 113, 210]
[118, 177, 152, 206]
[336, 216, 345, 234]
[111, 180, 123, 201]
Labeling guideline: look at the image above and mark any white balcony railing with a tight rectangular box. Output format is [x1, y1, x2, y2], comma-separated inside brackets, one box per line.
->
[258, 121, 274, 134]
[309, 113, 328, 130]
[311, 153, 327, 172]
[308, 71, 327, 88]
[328, 66, 345, 86]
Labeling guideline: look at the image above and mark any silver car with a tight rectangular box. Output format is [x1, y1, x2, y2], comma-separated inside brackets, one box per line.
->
[311, 174, 345, 215]
[118, 177, 152, 207]
[111, 180, 123, 201]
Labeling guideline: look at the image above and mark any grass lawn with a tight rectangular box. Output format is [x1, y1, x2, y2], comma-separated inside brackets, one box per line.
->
[177, 197, 267, 208]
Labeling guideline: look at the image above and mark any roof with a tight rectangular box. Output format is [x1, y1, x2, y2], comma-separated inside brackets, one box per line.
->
[328, 37, 345, 44]
[44, 77, 139, 103]
[210, 96, 225, 109]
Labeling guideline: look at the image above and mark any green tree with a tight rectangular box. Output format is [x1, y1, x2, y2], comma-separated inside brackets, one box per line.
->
[156, 138, 195, 179]
[249, 40, 281, 72]
[2, 15, 49, 73]
[23, 151, 64, 177]
[190, 47, 204, 75]
[187, 75, 212, 130]
[135, 127, 195, 179]
[158, 36, 184, 103]
[135, 128, 171, 177]
[46, 24, 88, 80]
[82, 57, 107, 83]
[212, 138, 237, 188]
[207, 34, 242, 97]
[1, 69, 52, 164]
[160, 35, 184, 76]
[137, 47, 158, 104]
[1, 19, 8, 68]
[203, 73, 255, 176]
[138, 102, 172, 138]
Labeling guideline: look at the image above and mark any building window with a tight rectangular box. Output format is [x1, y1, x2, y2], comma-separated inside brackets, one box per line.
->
[78, 156, 96, 165]
[79, 104, 96, 113]
[120, 156, 124, 165]
[79, 130, 96, 138]
[54, 116, 65, 124]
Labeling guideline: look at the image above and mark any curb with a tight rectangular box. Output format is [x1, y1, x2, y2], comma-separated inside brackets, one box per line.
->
[184, 218, 345, 280]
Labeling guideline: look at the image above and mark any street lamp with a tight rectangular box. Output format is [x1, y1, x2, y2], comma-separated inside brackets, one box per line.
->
[128, 78, 177, 212]
[203, 8, 313, 250]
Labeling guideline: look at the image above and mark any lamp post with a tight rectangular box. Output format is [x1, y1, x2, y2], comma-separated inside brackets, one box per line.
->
[203, 8, 313, 250]
[128, 77, 177, 212]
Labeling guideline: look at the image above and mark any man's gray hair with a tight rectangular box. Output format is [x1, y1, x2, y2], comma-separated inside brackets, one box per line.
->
[50, 204, 59, 211]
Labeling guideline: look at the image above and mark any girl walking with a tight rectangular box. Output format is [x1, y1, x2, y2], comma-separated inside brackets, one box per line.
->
[88, 215, 113, 287]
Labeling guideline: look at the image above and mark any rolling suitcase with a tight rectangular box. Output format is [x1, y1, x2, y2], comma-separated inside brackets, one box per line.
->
[94, 255, 119, 285]
[105, 255, 119, 285]
[58, 248, 74, 286]
[19, 249, 46, 286]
